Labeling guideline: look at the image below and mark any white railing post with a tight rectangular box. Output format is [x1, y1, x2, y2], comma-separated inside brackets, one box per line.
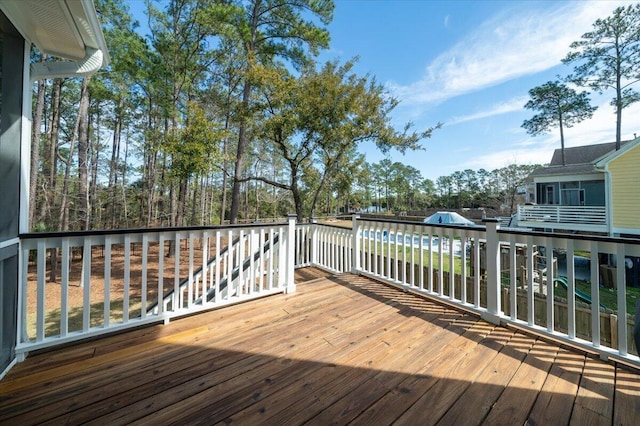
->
[351, 214, 360, 273]
[286, 214, 297, 294]
[483, 218, 501, 324]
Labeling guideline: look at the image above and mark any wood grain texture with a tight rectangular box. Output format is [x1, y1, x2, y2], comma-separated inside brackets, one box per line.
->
[1, 268, 637, 426]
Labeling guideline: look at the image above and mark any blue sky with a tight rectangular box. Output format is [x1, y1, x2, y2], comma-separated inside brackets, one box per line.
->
[319, 0, 640, 181]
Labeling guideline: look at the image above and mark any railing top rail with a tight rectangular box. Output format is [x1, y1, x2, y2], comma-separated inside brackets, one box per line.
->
[519, 204, 606, 209]
[498, 226, 640, 244]
[311, 222, 353, 231]
[19, 220, 289, 240]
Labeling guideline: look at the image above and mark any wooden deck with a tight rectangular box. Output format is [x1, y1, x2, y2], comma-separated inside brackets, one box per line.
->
[1, 269, 639, 425]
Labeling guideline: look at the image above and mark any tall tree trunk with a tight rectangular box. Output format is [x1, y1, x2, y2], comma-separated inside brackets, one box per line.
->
[121, 128, 130, 227]
[90, 106, 101, 228]
[29, 66, 46, 229]
[190, 176, 199, 226]
[615, 71, 622, 150]
[145, 96, 157, 226]
[219, 108, 231, 224]
[230, 81, 252, 223]
[77, 77, 91, 230]
[559, 118, 566, 166]
[290, 166, 303, 221]
[109, 97, 124, 227]
[176, 177, 188, 227]
[38, 79, 62, 226]
[60, 95, 81, 231]
[50, 102, 81, 282]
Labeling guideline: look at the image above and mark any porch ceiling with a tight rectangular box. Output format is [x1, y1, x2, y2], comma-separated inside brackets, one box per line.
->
[0, 0, 109, 64]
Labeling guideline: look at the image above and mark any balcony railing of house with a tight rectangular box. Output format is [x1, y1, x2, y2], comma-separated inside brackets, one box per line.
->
[517, 204, 607, 232]
[16, 215, 640, 369]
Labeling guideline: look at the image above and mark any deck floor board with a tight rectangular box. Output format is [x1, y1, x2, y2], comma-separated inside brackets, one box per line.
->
[1, 268, 638, 425]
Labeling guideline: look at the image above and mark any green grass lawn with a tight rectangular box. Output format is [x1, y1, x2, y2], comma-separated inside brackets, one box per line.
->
[363, 239, 469, 276]
[552, 279, 640, 314]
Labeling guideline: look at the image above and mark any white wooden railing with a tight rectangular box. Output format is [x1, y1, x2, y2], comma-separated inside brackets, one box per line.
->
[517, 205, 607, 232]
[16, 214, 640, 368]
[17, 216, 297, 356]
[294, 222, 353, 273]
[349, 217, 640, 367]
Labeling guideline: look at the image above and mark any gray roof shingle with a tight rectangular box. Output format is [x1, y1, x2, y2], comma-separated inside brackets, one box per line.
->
[531, 140, 633, 178]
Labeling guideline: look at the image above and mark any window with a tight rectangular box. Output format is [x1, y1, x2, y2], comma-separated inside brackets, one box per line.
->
[546, 186, 555, 205]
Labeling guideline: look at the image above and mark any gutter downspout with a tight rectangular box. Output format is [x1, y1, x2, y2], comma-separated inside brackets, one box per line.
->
[29, 47, 104, 82]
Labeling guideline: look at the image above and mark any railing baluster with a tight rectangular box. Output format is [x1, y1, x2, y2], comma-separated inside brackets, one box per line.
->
[268, 227, 274, 290]
[61, 238, 70, 337]
[279, 225, 286, 288]
[438, 230, 444, 296]
[545, 236, 554, 333]
[509, 235, 517, 320]
[141, 234, 148, 319]
[82, 238, 91, 331]
[188, 232, 194, 308]
[566, 238, 576, 339]
[590, 242, 600, 348]
[616, 242, 628, 355]
[461, 232, 467, 304]
[202, 231, 208, 300]
[259, 229, 265, 292]
[448, 229, 455, 299]
[123, 234, 130, 323]
[419, 226, 425, 291]
[104, 236, 112, 324]
[385, 224, 395, 280]
[250, 229, 256, 295]
[401, 223, 407, 287]
[214, 230, 220, 302]
[410, 224, 415, 287]
[36, 239, 45, 342]
[158, 234, 165, 314]
[238, 229, 245, 296]
[429, 230, 435, 294]
[373, 224, 378, 276]
[174, 232, 181, 311]
[526, 235, 534, 326]
[227, 229, 234, 296]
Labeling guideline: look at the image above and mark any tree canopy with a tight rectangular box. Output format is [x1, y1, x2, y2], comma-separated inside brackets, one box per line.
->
[522, 80, 596, 165]
[563, 3, 640, 149]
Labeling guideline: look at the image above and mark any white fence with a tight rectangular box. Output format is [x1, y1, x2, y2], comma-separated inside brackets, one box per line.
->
[16, 215, 640, 368]
[17, 217, 297, 355]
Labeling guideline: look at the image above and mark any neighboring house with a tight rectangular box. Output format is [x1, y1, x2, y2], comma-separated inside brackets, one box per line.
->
[0, 0, 108, 379]
[516, 138, 640, 236]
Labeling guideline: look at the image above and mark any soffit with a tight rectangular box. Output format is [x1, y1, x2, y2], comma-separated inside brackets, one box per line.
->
[0, 0, 109, 64]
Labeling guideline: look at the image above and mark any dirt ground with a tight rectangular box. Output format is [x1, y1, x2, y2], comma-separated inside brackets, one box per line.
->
[24, 238, 223, 339]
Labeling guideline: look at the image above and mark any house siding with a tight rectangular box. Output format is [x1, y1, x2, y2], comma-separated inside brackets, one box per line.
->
[609, 144, 640, 232]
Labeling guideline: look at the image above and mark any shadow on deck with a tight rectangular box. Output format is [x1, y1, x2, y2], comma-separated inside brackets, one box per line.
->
[1, 268, 638, 425]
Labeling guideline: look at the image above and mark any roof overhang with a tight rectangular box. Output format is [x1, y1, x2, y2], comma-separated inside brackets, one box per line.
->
[0, 0, 109, 77]
[595, 136, 640, 170]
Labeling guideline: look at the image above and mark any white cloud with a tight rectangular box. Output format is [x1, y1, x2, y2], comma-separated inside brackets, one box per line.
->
[459, 98, 640, 172]
[447, 96, 528, 125]
[389, 1, 629, 106]
[460, 147, 554, 171]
